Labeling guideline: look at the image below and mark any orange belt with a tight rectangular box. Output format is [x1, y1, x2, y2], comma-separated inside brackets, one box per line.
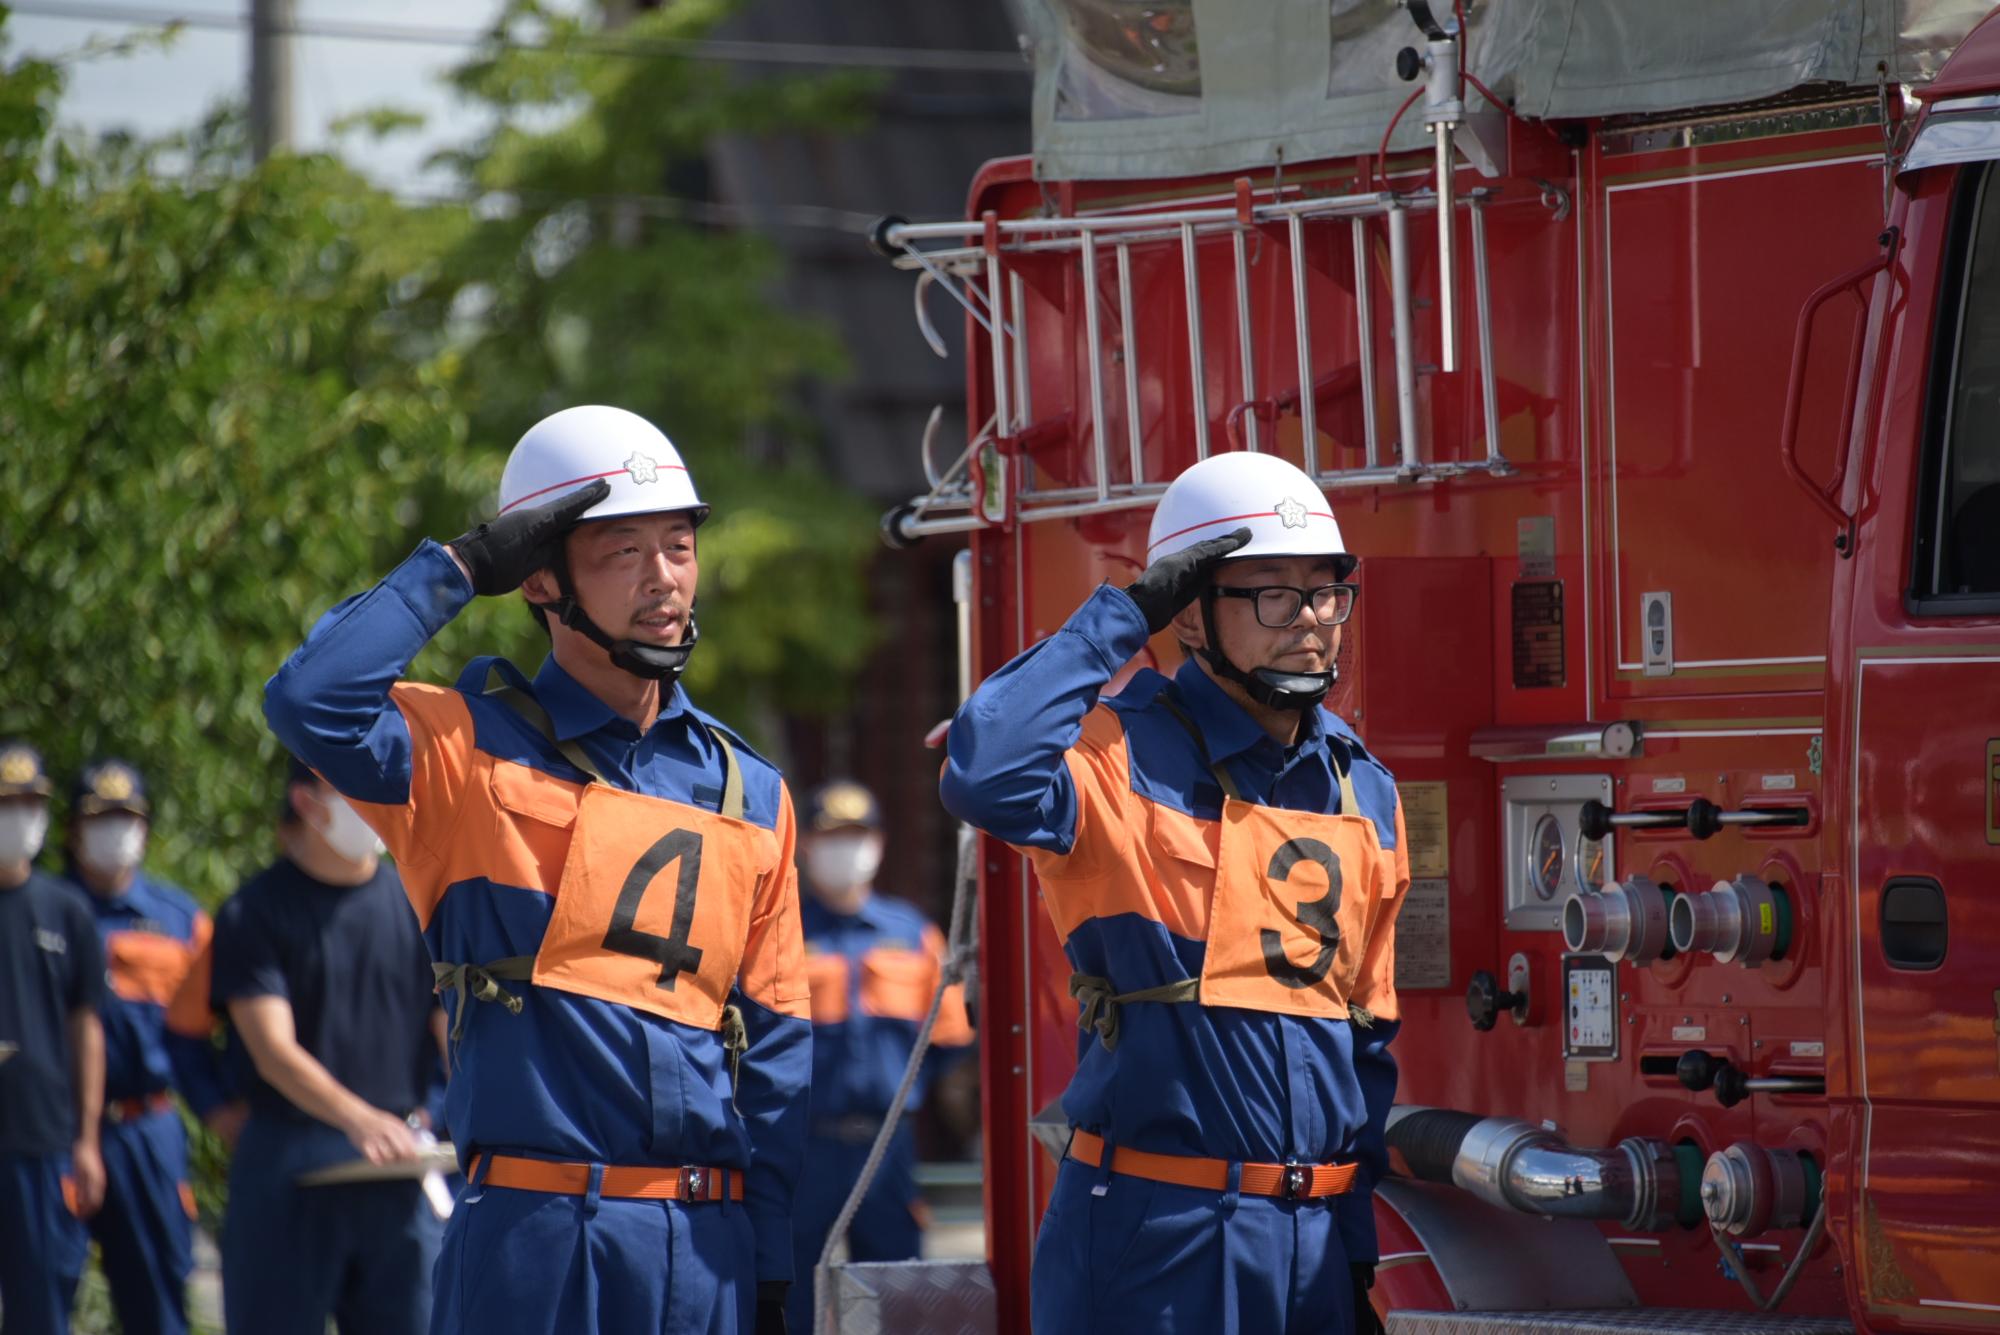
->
[105, 1091, 174, 1124]
[1068, 1130, 1358, 1200]
[471, 1153, 744, 1203]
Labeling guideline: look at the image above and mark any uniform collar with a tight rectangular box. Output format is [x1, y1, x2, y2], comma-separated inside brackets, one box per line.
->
[70, 870, 141, 912]
[1169, 657, 1328, 766]
[532, 654, 692, 742]
[804, 889, 887, 928]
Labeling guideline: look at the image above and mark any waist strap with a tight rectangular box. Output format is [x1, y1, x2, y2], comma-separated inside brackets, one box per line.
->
[472, 1153, 744, 1203]
[104, 1091, 174, 1124]
[434, 957, 534, 1043]
[434, 960, 748, 1098]
[1067, 1130, 1357, 1200]
[1068, 973, 1200, 1052]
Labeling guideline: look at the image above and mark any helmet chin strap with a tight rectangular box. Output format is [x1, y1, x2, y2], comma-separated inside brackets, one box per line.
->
[535, 557, 698, 684]
[1196, 590, 1334, 712]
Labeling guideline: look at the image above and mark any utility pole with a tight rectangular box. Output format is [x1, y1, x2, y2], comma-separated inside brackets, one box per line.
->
[249, 0, 294, 161]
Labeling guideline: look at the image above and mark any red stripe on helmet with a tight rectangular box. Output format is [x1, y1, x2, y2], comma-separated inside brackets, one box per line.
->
[498, 465, 689, 515]
[1147, 508, 1337, 557]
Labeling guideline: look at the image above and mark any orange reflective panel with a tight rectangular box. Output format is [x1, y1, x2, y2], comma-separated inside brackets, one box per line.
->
[1199, 798, 1395, 1020]
[530, 783, 779, 1030]
[859, 947, 938, 1023]
[806, 951, 851, 1025]
[106, 930, 195, 1007]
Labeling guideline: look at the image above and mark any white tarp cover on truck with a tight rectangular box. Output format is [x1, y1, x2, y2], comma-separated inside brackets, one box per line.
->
[1024, 0, 2000, 180]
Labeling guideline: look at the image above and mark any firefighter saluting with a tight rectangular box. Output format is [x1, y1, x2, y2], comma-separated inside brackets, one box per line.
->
[266, 405, 811, 1335]
[942, 453, 1407, 1334]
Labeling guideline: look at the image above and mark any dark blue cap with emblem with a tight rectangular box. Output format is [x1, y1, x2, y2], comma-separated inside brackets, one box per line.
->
[0, 740, 53, 798]
[802, 779, 881, 832]
[71, 757, 150, 818]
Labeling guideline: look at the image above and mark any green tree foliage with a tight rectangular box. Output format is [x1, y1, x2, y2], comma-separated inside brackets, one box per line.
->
[0, 1, 878, 912]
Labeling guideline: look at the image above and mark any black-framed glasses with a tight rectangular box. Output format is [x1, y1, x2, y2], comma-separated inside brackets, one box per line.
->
[1211, 582, 1358, 628]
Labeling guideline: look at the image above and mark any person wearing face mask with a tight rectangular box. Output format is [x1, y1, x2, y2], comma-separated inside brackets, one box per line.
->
[205, 756, 446, 1335]
[941, 453, 1407, 1335]
[61, 758, 232, 1335]
[263, 406, 811, 1335]
[0, 741, 107, 1335]
[787, 780, 973, 1334]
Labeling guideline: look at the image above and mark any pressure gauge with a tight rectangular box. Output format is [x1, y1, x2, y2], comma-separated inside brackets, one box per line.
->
[1575, 831, 1610, 895]
[1528, 813, 1566, 900]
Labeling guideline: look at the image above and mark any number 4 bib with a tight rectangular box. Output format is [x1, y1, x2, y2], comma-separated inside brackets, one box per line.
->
[530, 781, 776, 1029]
[480, 676, 778, 1031]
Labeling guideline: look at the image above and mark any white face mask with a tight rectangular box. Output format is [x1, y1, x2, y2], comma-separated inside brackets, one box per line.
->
[804, 832, 884, 896]
[77, 814, 147, 877]
[311, 793, 383, 864]
[0, 804, 49, 865]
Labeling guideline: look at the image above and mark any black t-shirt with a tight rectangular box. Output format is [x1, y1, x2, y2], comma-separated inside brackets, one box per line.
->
[210, 857, 437, 1125]
[0, 870, 107, 1155]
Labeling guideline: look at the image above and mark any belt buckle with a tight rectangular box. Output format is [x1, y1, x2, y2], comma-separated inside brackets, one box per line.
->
[682, 1167, 706, 1202]
[1281, 1163, 1310, 1200]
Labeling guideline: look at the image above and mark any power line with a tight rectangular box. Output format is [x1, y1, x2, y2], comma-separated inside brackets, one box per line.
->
[7, 1, 1033, 74]
[391, 183, 885, 237]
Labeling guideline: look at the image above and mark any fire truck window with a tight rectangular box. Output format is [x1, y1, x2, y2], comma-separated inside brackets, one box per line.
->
[1929, 163, 2000, 599]
[1051, 0, 1201, 122]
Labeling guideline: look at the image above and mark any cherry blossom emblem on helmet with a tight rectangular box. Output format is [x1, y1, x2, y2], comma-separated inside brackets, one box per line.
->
[624, 452, 660, 485]
[1274, 495, 1309, 528]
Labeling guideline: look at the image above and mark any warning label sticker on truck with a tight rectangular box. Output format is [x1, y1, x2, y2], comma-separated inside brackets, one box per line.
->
[1397, 781, 1449, 878]
[1394, 879, 1451, 991]
[1511, 581, 1565, 690]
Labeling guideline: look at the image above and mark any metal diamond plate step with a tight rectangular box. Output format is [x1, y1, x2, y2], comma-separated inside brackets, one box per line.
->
[827, 1259, 997, 1335]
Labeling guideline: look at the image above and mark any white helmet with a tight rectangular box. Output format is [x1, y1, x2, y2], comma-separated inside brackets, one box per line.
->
[1146, 452, 1350, 571]
[498, 405, 707, 526]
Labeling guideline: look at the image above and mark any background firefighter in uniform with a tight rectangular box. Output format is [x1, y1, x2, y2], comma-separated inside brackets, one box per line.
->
[788, 779, 974, 1333]
[207, 757, 447, 1335]
[0, 741, 107, 1335]
[61, 758, 232, 1335]
[941, 453, 1407, 1335]
[264, 404, 810, 1335]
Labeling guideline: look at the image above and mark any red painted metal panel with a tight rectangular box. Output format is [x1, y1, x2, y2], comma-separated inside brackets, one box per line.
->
[952, 75, 2000, 1328]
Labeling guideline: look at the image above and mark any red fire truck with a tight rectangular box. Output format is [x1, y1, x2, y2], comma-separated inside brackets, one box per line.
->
[858, 3, 2000, 1331]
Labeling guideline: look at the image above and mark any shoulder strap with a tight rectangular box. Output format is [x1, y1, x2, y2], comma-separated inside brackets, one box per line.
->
[707, 727, 745, 821]
[1328, 736, 1361, 820]
[1159, 694, 1359, 815]
[483, 665, 743, 819]
[483, 666, 606, 785]
[1157, 697, 1241, 801]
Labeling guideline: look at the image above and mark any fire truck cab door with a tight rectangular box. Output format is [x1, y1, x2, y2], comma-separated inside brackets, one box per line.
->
[1842, 152, 2000, 1325]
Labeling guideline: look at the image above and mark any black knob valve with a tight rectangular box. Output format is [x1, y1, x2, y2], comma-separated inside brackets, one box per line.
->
[1466, 970, 1525, 1032]
[1395, 46, 1425, 82]
[1676, 1049, 1750, 1107]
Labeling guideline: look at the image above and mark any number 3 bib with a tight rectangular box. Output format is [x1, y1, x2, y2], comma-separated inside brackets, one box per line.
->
[1162, 701, 1395, 1021]
[1199, 794, 1392, 1020]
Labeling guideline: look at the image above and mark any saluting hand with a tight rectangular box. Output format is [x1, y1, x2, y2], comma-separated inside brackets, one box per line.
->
[449, 478, 610, 597]
[1122, 527, 1253, 633]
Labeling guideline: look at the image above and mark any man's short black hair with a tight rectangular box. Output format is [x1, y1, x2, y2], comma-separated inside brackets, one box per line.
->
[280, 754, 319, 825]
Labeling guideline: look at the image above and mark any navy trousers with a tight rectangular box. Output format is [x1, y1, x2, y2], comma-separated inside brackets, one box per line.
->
[90, 1104, 193, 1335]
[0, 1152, 88, 1335]
[221, 1117, 442, 1335]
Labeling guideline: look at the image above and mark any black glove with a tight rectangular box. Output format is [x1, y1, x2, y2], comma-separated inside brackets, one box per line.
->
[1122, 527, 1253, 633]
[755, 1281, 789, 1335]
[449, 479, 610, 597]
[1351, 1261, 1384, 1335]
